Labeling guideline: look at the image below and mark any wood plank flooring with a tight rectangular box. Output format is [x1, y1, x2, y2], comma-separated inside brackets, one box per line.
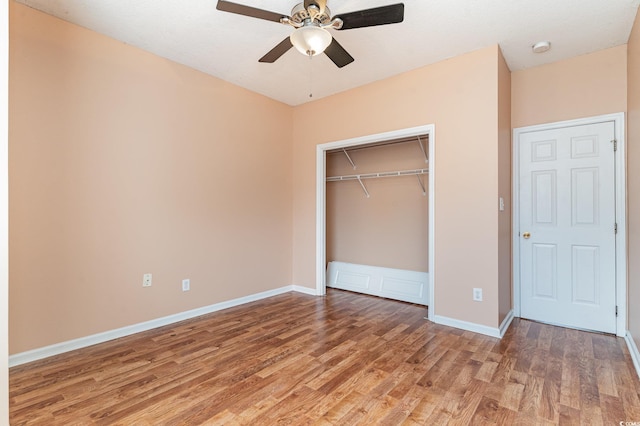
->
[9, 289, 640, 425]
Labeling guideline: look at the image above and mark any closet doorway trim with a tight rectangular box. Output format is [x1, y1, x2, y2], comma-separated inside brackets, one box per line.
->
[315, 124, 435, 321]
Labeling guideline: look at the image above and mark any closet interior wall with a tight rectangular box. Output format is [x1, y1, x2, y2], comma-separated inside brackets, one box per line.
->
[326, 138, 429, 273]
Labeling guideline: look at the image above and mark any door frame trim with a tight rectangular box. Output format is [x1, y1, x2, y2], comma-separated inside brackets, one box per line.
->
[316, 124, 435, 320]
[512, 113, 626, 337]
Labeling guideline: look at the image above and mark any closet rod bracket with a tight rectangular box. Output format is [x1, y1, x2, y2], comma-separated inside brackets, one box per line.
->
[356, 176, 370, 198]
[343, 148, 356, 170]
[417, 135, 428, 163]
[416, 174, 427, 196]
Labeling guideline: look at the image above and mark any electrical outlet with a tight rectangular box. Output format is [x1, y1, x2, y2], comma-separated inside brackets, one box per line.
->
[473, 288, 483, 301]
[182, 279, 190, 292]
[143, 273, 152, 287]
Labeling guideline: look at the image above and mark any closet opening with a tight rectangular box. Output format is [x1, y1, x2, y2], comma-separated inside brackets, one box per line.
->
[315, 125, 435, 320]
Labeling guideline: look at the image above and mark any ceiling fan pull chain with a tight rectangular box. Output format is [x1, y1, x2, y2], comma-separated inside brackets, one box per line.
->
[309, 54, 313, 98]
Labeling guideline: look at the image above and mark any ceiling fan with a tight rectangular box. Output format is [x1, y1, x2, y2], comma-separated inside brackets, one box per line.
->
[216, 0, 405, 68]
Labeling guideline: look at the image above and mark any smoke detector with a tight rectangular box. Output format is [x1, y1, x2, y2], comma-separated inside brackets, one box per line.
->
[532, 41, 551, 53]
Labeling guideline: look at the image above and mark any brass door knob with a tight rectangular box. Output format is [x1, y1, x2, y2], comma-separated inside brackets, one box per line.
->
[523, 232, 531, 239]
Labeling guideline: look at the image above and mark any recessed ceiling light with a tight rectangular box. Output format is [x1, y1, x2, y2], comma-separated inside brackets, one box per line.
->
[532, 41, 551, 53]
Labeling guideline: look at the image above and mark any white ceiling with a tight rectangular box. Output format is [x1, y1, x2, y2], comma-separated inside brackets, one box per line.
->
[15, 0, 640, 106]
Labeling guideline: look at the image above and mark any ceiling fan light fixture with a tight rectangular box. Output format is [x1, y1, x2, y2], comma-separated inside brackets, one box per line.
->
[290, 24, 332, 56]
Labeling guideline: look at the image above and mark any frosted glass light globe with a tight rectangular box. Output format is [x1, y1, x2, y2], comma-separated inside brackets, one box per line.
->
[290, 25, 332, 56]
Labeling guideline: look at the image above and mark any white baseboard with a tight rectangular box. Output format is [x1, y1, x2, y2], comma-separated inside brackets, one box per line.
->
[499, 309, 515, 338]
[625, 331, 640, 380]
[292, 285, 318, 296]
[433, 314, 501, 339]
[9, 285, 308, 367]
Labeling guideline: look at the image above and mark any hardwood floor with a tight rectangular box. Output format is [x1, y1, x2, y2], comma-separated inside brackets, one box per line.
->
[9, 289, 640, 425]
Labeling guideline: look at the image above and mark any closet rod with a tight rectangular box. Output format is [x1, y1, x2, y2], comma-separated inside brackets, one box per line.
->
[326, 168, 428, 182]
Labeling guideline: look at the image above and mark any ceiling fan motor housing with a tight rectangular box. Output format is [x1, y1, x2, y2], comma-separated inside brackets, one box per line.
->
[290, 3, 332, 25]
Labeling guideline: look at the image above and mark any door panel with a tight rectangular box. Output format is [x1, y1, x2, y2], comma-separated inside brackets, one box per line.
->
[532, 171, 556, 225]
[572, 168, 598, 226]
[519, 122, 616, 334]
[532, 243, 557, 300]
[571, 245, 599, 305]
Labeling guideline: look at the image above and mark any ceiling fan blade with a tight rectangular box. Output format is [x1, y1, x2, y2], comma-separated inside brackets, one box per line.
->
[324, 38, 354, 68]
[216, 0, 285, 23]
[304, 0, 326, 16]
[259, 37, 293, 63]
[334, 3, 404, 30]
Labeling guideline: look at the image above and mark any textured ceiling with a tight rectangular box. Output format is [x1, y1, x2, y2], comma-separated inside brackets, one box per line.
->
[15, 0, 640, 106]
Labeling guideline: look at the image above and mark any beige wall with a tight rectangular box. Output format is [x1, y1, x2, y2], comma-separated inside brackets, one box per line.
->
[326, 141, 429, 272]
[628, 11, 640, 350]
[293, 46, 503, 328]
[1, 0, 8, 421]
[512, 45, 628, 129]
[9, 3, 293, 353]
[497, 50, 512, 325]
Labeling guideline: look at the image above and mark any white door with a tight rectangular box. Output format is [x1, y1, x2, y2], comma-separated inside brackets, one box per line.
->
[519, 121, 616, 334]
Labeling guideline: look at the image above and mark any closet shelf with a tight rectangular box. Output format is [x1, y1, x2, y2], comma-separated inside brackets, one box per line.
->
[326, 168, 429, 182]
[326, 168, 429, 198]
